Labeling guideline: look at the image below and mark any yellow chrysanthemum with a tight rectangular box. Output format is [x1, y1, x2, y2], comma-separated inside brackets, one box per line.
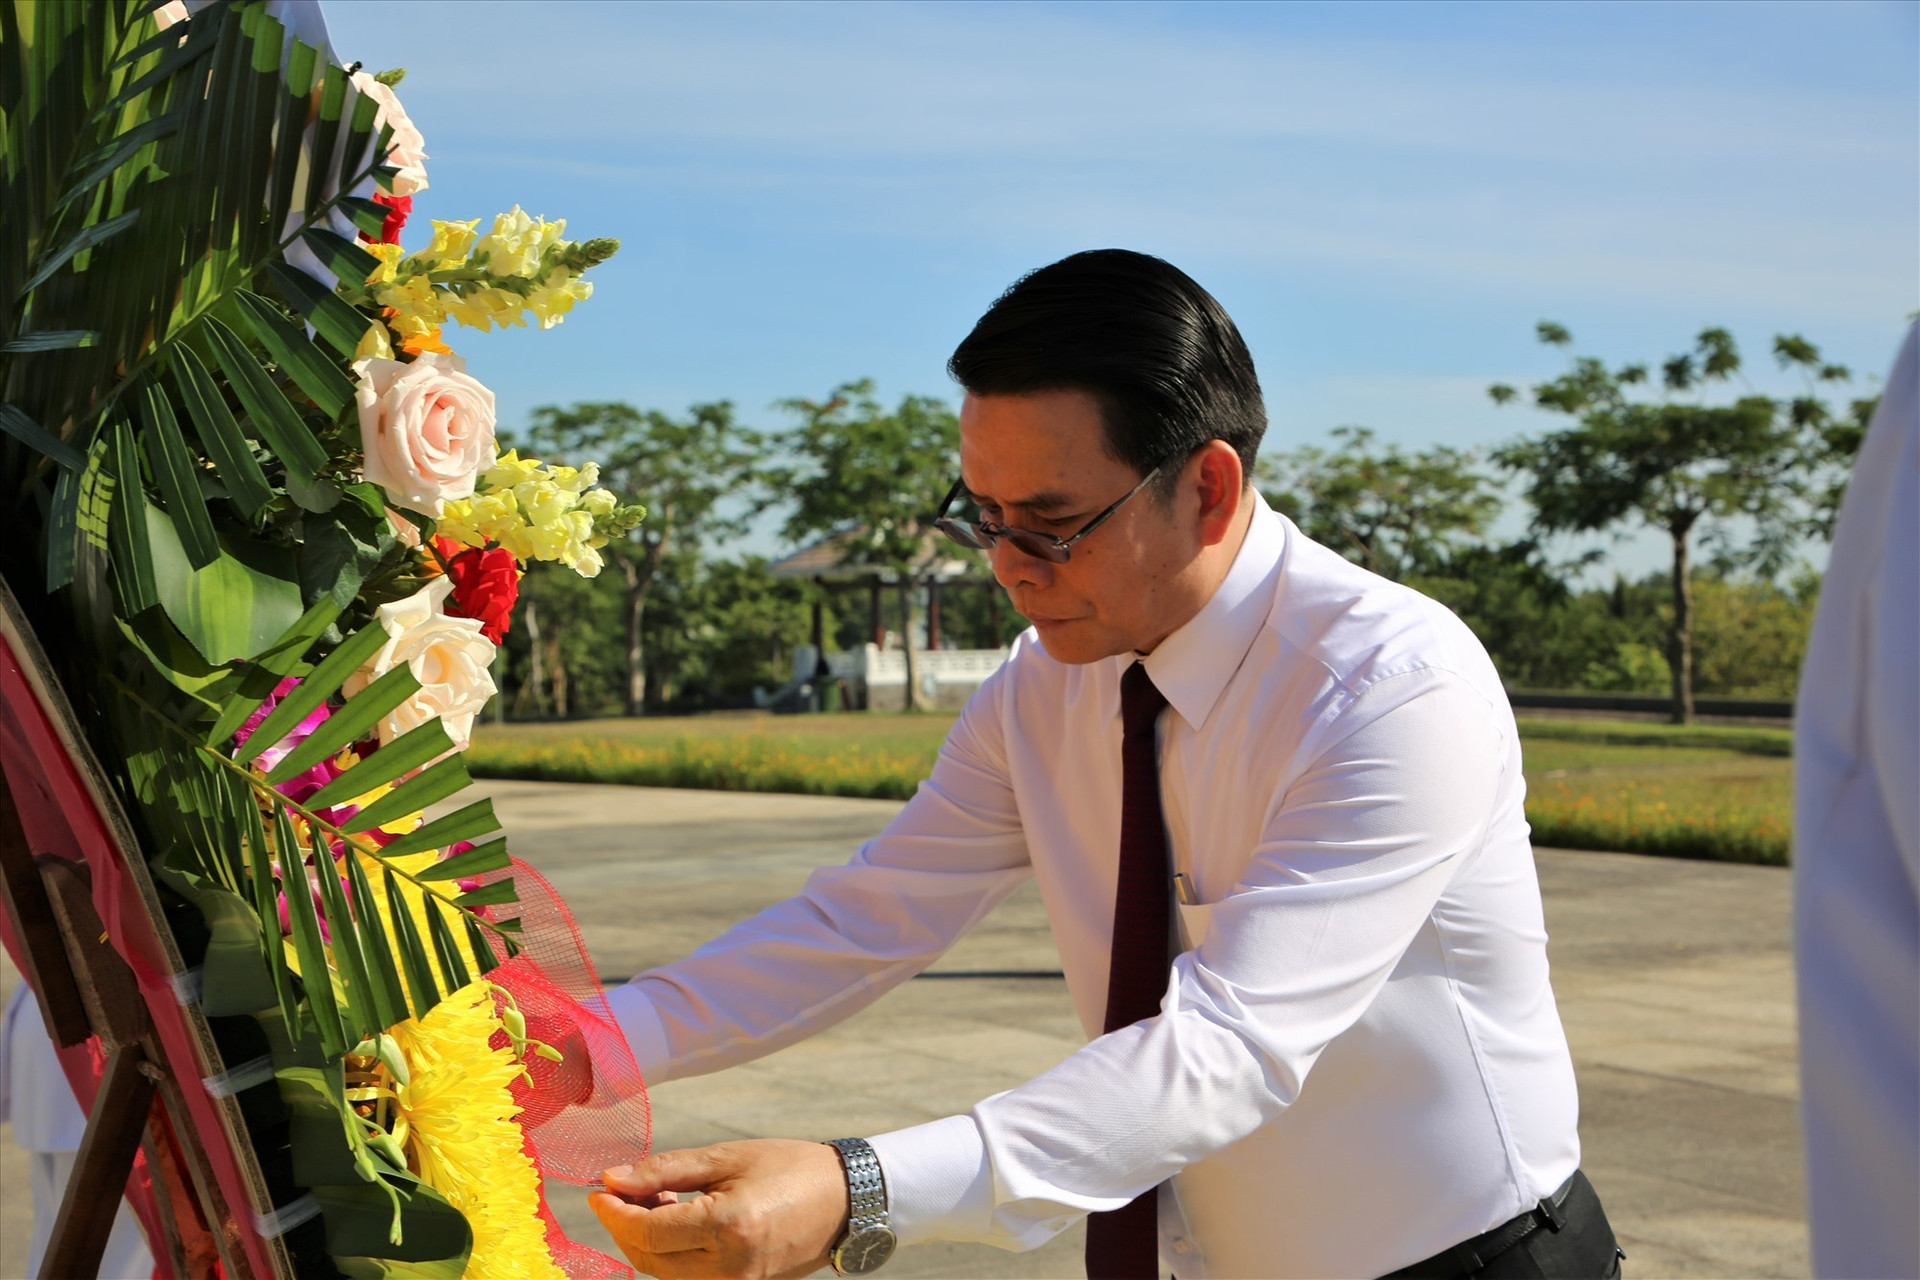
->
[391, 980, 563, 1280]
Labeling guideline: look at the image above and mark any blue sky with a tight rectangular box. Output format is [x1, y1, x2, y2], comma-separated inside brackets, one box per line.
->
[325, 0, 1917, 570]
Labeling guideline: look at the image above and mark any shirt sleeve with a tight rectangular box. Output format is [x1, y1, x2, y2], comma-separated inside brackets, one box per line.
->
[867, 670, 1508, 1250]
[603, 667, 1033, 1084]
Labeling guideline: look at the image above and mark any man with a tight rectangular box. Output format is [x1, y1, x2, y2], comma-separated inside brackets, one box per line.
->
[1793, 321, 1917, 1280]
[591, 250, 1621, 1279]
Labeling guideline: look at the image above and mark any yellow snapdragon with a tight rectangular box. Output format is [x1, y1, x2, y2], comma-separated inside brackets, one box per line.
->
[420, 217, 480, 266]
[471, 207, 567, 279]
[437, 450, 639, 579]
[524, 269, 593, 330]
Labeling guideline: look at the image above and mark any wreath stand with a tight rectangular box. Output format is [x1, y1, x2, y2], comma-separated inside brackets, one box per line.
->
[0, 575, 291, 1279]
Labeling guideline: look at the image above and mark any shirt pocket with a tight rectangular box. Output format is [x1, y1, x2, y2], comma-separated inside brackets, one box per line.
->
[1172, 872, 1213, 951]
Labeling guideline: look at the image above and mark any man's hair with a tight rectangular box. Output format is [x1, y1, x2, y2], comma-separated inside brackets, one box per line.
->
[947, 249, 1266, 498]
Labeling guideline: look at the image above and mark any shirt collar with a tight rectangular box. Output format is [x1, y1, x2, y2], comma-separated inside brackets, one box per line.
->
[1115, 494, 1286, 733]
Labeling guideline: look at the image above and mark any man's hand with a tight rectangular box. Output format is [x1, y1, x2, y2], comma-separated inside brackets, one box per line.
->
[589, 1139, 849, 1280]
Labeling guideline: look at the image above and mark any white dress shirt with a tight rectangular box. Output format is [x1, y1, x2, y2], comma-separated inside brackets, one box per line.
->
[1794, 323, 1919, 1280]
[608, 495, 1581, 1278]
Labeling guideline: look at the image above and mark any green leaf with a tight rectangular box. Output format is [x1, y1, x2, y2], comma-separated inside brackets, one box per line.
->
[0, 404, 85, 472]
[375, 800, 500, 860]
[463, 913, 502, 975]
[234, 621, 389, 766]
[140, 381, 220, 568]
[116, 610, 225, 698]
[198, 886, 280, 1017]
[412, 838, 508, 883]
[46, 464, 83, 591]
[300, 497, 395, 610]
[145, 506, 305, 665]
[315, 1178, 472, 1266]
[383, 868, 441, 1018]
[107, 419, 160, 615]
[304, 61, 352, 212]
[267, 261, 378, 357]
[285, 469, 344, 513]
[153, 845, 277, 1017]
[304, 720, 454, 811]
[233, 289, 356, 419]
[338, 755, 469, 834]
[276, 802, 348, 1057]
[276, 1062, 364, 1188]
[423, 899, 471, 993]
[311, 824, 376, 1042]
[451, 880, 520, 910]
[206, 594, 344, 745]
[342, 850, 409, 1030]
[95, 25, 215, 123]
[301, 226, 380, 293]
[4, 330, 100, 352]
[51, 112, 183, 214]
[203, 314, 328, 484]
[264, 40, 319, 239]
[20, 209, 141, 295]
[170, 345, 274, 519]
[244, 777, 301, 1033]
[264, 663, 419, 785]
[337, 196, 389, 239]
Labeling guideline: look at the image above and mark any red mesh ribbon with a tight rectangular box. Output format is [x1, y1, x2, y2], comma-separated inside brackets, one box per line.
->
[480, 855, 651, 1276]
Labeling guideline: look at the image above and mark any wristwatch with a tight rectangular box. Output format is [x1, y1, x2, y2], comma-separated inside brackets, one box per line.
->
[824, 1137, 897, 1275]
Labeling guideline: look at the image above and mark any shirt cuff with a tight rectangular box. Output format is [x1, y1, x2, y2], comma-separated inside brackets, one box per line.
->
[867, 1114, 992, 1245]
[602, 980, 674, 1084]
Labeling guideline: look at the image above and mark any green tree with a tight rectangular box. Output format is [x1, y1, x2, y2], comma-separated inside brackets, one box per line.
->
[1257, 426, 1502, 580]
[1492, 322, 1815, 723]
[501, 558, 625, 718]
[1689, 572, 1820, 699]
[770, 380, 961, 711]
[517, 401, 763, 715]
[643, 554, 820, 708]
[1770, 335, 1879, 538]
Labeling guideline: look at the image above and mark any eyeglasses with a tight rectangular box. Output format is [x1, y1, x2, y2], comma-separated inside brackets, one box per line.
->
[932, 462, 1165, 564]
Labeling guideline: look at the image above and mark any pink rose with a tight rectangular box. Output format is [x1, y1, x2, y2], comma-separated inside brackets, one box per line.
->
[351, 72, 429, 197]
[353, 352, 496, 516]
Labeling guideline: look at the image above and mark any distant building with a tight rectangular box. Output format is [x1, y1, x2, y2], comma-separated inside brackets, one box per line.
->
[764, 529, 1010, 711]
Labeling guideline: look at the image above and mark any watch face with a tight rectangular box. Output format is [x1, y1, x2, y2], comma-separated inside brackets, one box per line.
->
[835, 1225, 898, 1275]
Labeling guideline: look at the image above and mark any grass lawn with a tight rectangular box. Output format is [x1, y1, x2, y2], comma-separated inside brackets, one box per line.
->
[468, 712, 1794, 865]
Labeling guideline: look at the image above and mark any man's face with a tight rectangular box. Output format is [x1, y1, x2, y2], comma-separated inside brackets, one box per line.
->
[958, 389, 1217, 664]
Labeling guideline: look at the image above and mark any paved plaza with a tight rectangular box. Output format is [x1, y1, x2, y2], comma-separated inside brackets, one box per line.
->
[2, 779, 1804, 1278]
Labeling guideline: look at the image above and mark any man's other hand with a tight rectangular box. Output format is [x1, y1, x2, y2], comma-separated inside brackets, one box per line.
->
[590, 1139, 849, 1279]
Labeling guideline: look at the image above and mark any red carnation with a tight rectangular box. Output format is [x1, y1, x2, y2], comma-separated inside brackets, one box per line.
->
[370, 192, 412, 245]
[444, 546, 520, 643]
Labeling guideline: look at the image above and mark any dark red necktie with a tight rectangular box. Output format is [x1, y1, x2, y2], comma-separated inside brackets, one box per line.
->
[1085, 662, 1172, 1280]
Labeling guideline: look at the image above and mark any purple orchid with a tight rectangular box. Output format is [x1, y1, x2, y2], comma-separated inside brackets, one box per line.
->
[233, 676, 346, 803]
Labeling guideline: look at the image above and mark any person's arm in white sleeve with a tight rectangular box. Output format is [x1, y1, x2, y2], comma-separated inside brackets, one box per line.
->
[867, 670, 1506, 1249]
[603, 666, 1032, 1084]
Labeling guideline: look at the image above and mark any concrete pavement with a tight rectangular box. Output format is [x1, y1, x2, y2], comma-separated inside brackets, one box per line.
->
[1, 780, 1806, 1278]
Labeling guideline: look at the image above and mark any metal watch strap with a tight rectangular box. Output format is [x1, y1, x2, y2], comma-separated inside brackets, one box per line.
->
[825, 1137, 889, 1232]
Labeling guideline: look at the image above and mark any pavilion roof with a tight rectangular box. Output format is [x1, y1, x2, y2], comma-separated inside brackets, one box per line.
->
[767, 527, 977, 582]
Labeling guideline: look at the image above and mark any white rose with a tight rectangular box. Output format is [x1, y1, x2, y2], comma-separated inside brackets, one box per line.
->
[342, 578, 497, 750]
[351, 72, 429, 197]
[353, 351, 496, 517]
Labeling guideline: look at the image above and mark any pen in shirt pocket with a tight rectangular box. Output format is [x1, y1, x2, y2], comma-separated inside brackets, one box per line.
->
[1174, 872, 1199, 905]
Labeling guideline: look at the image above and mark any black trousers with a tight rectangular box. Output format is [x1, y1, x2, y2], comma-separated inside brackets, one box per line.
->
[1381, 1170, 1623, 1279]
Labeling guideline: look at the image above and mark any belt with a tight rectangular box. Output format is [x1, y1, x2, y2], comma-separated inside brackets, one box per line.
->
[1380, 1171, 1583, 1280]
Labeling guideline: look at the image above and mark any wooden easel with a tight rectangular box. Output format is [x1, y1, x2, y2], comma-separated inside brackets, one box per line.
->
[0, 575, 293, 1278]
